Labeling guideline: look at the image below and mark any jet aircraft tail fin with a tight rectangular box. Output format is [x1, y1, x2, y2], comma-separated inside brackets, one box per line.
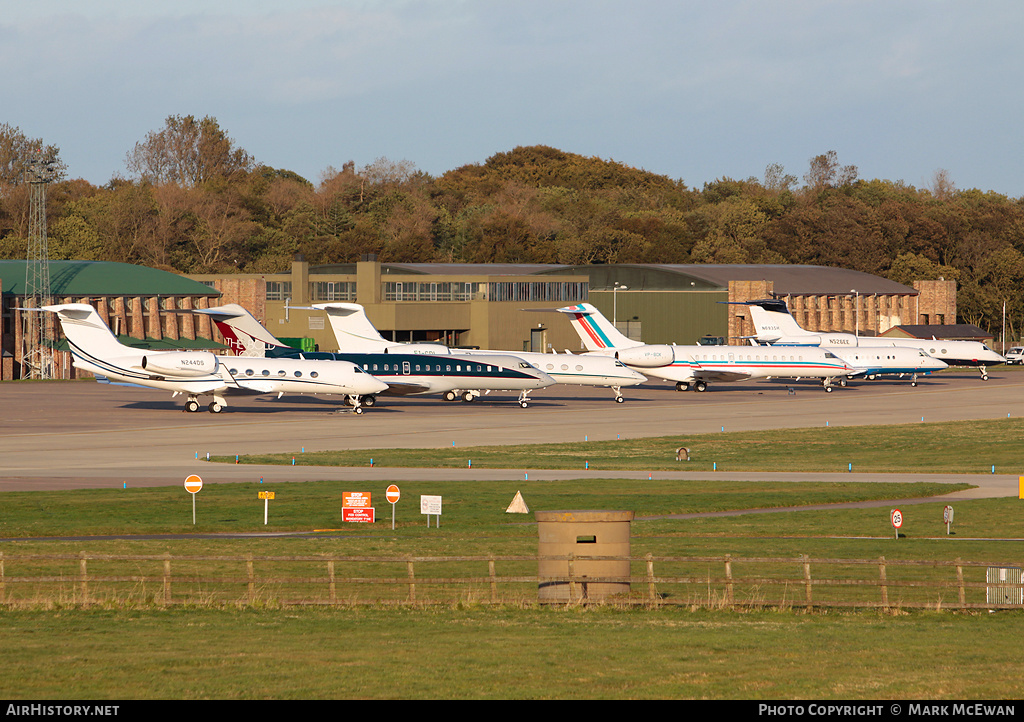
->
[41, 303, 136, 362]
[742, 300, 815, 341]
[555, 303, 640, 351]
[312, 303, 393, 353]
[190, 304, 288, 357]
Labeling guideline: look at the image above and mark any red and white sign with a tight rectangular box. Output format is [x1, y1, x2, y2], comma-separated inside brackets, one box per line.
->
[420, 495, 442, 515]
[386, 485, 401, 504]
[891, 508, 903, 528]
[342, 507, 375, 523]
[184, 475, 203, 494]
[343, 491, 372, 508]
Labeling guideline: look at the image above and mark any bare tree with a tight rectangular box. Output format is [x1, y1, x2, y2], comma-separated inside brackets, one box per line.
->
[930, 168, 957, 200]
[803, 150, 858, 191]
[0, 123, 65, 189]
[125, 115, 254, 187]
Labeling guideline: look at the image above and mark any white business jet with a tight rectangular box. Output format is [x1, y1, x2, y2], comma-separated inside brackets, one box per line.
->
[306, 303, 648, 403]
[190, 305, 554, 408]
[555, 303, 853, 392]
[40, 303, 388, 414]
[741, 299, 1001, 380]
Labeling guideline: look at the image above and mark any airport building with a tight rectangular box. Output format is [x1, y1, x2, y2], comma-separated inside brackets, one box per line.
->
[189, 258, 955, 353]
[1, 257, 956, 380]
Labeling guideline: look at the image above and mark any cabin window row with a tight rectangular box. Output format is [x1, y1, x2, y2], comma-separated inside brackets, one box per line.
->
[360, 363, 495, 373]
[230, 368, 320, 378]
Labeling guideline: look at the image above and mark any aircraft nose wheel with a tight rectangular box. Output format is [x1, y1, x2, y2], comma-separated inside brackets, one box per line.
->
[615, 396, 625, 403]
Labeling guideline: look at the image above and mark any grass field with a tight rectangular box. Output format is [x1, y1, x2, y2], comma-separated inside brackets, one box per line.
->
[2, 606, 1021, 699]
[3, 418, 1024, 699]
[220, 418, 1024, 474]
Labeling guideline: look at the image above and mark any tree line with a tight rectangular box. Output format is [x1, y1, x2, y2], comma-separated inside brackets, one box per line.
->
[2, 117, 1023, 339]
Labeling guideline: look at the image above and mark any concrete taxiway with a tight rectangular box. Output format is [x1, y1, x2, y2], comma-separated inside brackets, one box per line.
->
[0, 371, 1021, 503]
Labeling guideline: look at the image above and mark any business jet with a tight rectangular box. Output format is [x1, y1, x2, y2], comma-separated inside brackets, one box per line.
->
[38, 303, 389, 414]
[191, 305, 554, 408]
[740, 299, 1004, 380]
[555, 303, 853, 392]
[306, 302, 648, 403]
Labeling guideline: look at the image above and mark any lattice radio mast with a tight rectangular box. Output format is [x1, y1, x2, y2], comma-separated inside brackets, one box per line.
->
[21, 152, 59, 379]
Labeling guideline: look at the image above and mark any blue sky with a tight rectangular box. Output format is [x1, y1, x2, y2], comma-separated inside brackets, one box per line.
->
[3, 1, 1022, 196]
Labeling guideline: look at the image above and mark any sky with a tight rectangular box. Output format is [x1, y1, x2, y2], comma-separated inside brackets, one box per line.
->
[2, 0, 1022, 196]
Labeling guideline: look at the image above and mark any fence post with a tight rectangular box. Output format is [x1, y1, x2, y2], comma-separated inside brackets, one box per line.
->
[79, 552, 89, 606]
[956, 558, 965, 608]
[724, 555, 734, 608]
[406, 560, 416, 603]
[0, 551, 5, 605]
[568, 554, 579, 602]
[328, 560, 336, 604]
[162, 554, 172, 606]
[488, 557, 497, 603]
[802, 555, 812, 612]
[878, 556, 888, 610]
[246, 556, 255, 604]
[646, 553, 657, 603]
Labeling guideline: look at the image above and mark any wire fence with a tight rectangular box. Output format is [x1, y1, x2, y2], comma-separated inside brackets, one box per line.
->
[0, 551, 1020, 610]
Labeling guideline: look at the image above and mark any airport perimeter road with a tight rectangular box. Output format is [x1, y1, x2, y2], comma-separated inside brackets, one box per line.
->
[0, 371, 1021, 498]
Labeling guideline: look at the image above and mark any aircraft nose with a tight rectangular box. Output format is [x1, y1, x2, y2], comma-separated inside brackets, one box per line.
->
[534, 369, 556, 387]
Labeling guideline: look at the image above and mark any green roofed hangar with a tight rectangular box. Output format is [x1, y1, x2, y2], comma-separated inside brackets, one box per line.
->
[1, 260, 225, 380]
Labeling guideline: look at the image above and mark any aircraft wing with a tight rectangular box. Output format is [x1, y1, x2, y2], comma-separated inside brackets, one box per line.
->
[379, 381, 435, 396]
[693, 370, 752, 383]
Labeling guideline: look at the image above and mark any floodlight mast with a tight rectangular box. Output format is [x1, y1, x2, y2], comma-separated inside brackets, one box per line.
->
[22, 152, 59, 379]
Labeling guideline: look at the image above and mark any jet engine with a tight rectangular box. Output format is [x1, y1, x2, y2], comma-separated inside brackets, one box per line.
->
[138, 351, 219, 377]
[614, 345, 675, 367]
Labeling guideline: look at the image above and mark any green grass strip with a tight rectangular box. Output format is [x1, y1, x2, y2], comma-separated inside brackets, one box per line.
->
[223, 418, 1024, 474]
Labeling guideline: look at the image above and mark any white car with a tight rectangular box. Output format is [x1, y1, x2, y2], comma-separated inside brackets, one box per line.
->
[1005, 347, 1024, 364]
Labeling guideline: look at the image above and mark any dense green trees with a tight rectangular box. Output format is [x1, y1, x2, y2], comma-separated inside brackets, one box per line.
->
[3, 116, 1024, 337]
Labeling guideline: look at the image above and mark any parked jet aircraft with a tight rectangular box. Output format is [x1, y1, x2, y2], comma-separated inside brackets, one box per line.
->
[191, 305, 554, 408]
[741, 299, 1004, 380]
[307, 302, 648, 403]
[39, 303, 389, 413]
[555, 303, 854, 392]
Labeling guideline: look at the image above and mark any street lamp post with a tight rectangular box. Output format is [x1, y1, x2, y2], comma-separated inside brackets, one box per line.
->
[613, 282, 628, 326]
[850, 289, 859, 337]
